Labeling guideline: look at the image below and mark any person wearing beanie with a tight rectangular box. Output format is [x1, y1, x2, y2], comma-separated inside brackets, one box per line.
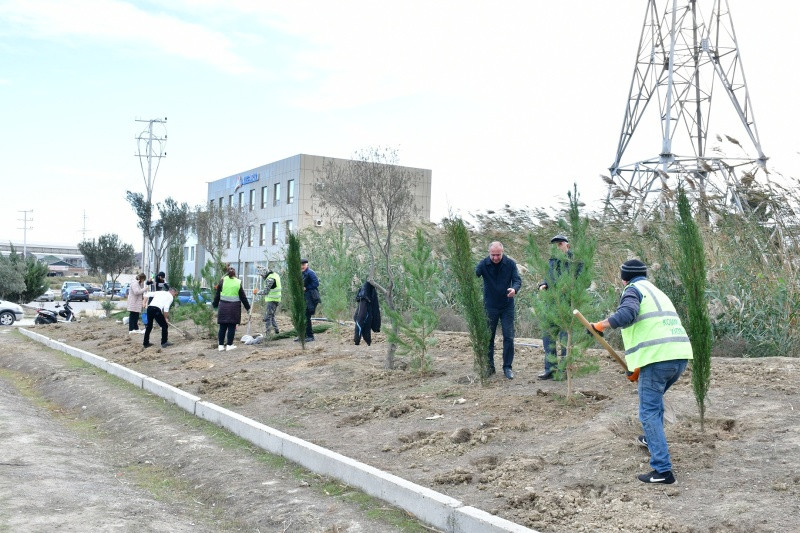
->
[590, 259, 693, 485]
[537, 235, 583, 380]
[475, 241, 522, 379]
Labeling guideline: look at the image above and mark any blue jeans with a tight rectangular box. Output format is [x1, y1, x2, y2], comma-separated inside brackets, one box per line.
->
[542, 328, 567, 373]
[638, 359, 688, 473]
[486, 304, 515, 371]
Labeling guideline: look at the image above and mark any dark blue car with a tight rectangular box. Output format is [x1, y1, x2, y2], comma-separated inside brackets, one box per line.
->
[176, 289, 212, 306]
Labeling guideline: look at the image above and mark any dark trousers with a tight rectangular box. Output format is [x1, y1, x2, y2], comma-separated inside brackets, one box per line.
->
[128, 311, 140, 331]
[542, 328, 567, 373]
[264, 301, 279, 334]
[305, 301, 317, 339]
[144, 307, 168, 345]
[218, 323, 237, 346]
[486, 304, 515, 371]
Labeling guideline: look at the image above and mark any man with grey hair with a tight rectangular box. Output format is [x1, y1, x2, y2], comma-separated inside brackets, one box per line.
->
[475, 241, 522, 379]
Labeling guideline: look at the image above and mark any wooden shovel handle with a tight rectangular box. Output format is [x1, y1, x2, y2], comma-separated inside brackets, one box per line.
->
[573, 309, 631, 374]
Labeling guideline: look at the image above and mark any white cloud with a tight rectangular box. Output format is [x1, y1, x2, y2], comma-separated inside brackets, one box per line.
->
[0, 0, 253, 74]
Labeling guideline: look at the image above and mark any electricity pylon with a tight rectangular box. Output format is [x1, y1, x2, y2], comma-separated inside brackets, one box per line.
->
[135, 117, 167, 273]
[605, 0, 772, 225]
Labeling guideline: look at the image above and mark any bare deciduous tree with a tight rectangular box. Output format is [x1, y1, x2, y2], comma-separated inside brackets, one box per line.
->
[127, 193, 191, 275]
[315, 146, 422, 369]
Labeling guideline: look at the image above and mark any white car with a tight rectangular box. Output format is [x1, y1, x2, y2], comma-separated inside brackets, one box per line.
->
[35, 288, 56, 302]
[0, 300, 24, 326]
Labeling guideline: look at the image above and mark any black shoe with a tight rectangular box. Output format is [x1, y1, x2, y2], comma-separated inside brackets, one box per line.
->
[636, 435, 648, 448]
[487, 368, 496, 376]
[504, 368, 514, 379]
[161, 342, 173, 348]
[637, 469, 675, 484]
[143, 342, 153, 348]
[538, 371, 554, 380]
[304, 336, 315, 342]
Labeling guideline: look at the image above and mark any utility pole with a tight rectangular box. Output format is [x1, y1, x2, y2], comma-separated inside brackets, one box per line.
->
[134, 117, 167, 275]
[17, 209, 33, 258]
[80, 210, 90, 241]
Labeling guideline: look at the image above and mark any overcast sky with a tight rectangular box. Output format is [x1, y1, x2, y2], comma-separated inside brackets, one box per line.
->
[1, 0, 798, 250]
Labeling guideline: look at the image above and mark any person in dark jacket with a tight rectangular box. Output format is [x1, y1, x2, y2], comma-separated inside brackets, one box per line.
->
[212, 267, 251, 352]
[354, 280, 381, 345]
[475, 241, 522, 379]
[300, 259, 321, 342]
[537, 234, 582, 379]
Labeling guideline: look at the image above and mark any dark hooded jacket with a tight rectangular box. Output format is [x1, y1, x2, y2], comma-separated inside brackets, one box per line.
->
[354, 281, 381, 345]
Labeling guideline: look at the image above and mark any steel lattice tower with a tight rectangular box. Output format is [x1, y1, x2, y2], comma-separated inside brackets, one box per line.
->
[605, 0, 770, 223]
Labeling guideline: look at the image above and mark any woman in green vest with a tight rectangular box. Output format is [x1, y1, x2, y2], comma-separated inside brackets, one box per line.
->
[591, 260, 693, 485]
[212, 267, 251, 352]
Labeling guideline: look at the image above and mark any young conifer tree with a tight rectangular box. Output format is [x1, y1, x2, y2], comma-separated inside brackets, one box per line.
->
[675, 185, 712, 430]
[286, 232, 307, 348]
[444, 217, 491, 378]
[386, 229, 440, 372]
[527, 185, 598, 398]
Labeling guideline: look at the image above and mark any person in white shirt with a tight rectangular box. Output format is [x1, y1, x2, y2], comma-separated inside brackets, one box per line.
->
[144, 287, 178, 349]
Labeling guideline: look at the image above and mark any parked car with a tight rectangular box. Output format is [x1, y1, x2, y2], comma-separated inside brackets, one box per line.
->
[62, 285, 90, 302]
[0, 300, 24, 325]
[176, 289, 213, 305]
[35, 288, 56, 302]
[118, 283, 131, 298]
[103, 281, 122, 295]
[81, 283, 102, 294]
[60, 281, 83, 300]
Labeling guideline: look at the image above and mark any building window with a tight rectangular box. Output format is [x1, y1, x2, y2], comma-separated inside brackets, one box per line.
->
[286, 219, 294, 237]
[247, 225, 253, 247]
[273, 183, 281, 207]
[228, 194, 233, 207]
[249, 189, 255, 211]
[226, 230, 232, 249]
[259, 224, 266, 246]
[218, 197, 223, 209]
[183, 246, 189, 259]
[271, 221, 279, 245]
[261, 186, 268, 209]
[190, 246, 195, 261]
[238, 191, 244, 207]
[287, 179, 295, 204]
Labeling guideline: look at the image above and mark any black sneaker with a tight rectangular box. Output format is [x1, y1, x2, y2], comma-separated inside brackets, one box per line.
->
[143, 342, 153, 348]
[636, 435, 648, 447]
[161, 342, 173, 348]
[304, 336, 315, 342]
[637, 469, 675, 484]
[538, 371, 554, 380]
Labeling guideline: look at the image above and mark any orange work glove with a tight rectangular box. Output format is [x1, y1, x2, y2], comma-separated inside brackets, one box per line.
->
[626, 368, 640, 382]
[590, 322, 606, 337]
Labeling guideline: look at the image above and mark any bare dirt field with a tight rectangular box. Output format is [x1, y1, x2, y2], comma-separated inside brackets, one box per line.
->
[25, 314, 800, 533]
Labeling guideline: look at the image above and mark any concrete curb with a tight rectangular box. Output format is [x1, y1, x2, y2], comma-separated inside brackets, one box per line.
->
[18, 328, 539, 533]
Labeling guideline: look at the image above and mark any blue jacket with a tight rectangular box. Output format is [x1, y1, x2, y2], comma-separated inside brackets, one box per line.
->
[475, 255, 522, 309]
[607, 275, 645, 329]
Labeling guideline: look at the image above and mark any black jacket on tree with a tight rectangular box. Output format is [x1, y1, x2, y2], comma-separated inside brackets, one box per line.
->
[353, 281, 381, 345]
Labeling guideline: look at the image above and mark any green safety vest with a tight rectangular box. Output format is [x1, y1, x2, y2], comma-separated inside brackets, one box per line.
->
[621, 279, 693, 371]
[220, 276, 242, 302]
[265, 272, 281, 302]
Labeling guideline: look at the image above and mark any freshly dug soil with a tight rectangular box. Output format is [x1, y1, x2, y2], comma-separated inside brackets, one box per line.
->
[23, 315, 800, 533]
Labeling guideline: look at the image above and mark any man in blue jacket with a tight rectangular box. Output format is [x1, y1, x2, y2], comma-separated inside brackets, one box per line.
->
[476, 241, 522, 379]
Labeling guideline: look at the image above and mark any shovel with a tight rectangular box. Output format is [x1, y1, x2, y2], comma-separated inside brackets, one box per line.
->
[573, 309, 675, 424]
[167, 321, 193, 340]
